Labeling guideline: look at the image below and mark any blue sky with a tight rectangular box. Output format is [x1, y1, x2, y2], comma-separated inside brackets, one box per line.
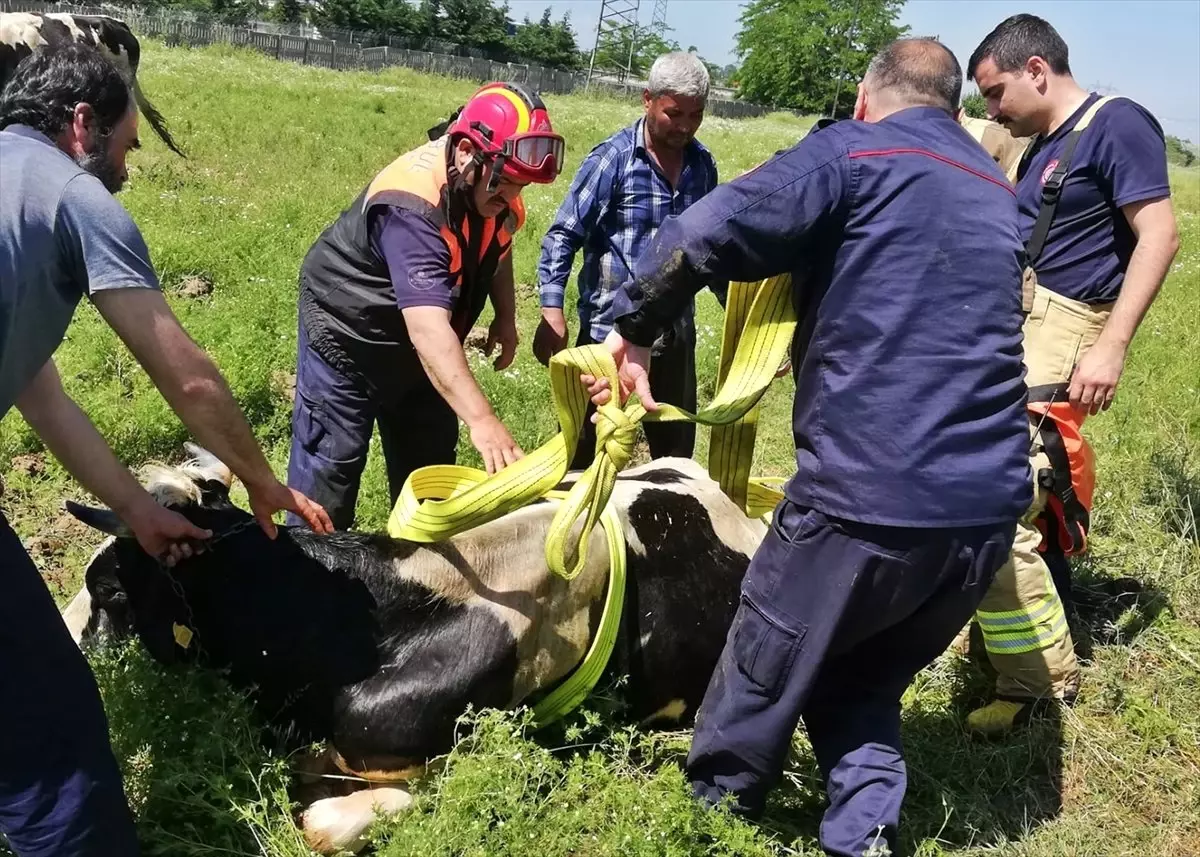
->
[506, 0, 1200, 142]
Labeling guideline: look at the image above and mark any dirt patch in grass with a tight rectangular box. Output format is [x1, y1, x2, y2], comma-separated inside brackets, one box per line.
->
[174, 273, 215, 299]
[10, 452, 46, 478]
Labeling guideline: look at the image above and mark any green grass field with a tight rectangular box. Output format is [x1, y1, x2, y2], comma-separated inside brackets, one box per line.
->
[1, 42, 1198, 856]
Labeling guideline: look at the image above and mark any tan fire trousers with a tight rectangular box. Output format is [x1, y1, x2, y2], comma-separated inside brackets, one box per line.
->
[975, 285, 1112, 701]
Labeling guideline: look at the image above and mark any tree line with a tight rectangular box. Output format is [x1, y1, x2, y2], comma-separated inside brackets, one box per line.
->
[123, 0, 585, 69]
[964, 94, 1195, 167]
[115, 0, 1198, 143]
[119, 0, 741, 82]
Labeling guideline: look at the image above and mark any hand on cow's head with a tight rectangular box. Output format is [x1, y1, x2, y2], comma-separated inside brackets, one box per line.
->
[67, 445, 245, 659]
[65, 442, 243, 565]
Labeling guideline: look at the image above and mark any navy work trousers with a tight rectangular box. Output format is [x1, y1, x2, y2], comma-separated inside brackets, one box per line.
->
[687, 501, 1014, 857]
[0, 513, 139, 857]
[287, 320, 457, 530]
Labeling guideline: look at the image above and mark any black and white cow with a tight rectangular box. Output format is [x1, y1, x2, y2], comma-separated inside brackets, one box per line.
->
[0, 11, 184, 156]
[61, 444, 766, 853]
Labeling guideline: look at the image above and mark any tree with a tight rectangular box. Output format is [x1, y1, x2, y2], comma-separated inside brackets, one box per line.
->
[204, 0, 261, 25]
[314, 0, 374, 30]
[593, 21, 680, 79]
[269, 0, 305, 24]
[735, 0, 907, 114]
[962, 91, 987, 119]
[418, 0, 442, 39]
[510, 8, 582, 69]
[1166, 135, 1196, 168]
[439, 0, 512, 54]
[376, 0, 423, 36]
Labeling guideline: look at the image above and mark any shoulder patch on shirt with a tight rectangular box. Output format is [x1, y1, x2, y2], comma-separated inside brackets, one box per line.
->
[408, 263, 445, 292]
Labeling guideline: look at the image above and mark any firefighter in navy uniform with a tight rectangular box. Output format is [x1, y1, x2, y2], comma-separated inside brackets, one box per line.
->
[586, 39, 1031, 856]
[287, 83, 565, 529]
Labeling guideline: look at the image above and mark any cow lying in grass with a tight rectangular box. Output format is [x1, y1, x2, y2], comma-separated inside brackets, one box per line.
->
[0, 11, 184, 156]
[61, 445, 765, 852]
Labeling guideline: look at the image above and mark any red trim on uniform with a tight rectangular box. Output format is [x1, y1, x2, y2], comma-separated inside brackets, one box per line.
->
[849, 148, 1016, 195]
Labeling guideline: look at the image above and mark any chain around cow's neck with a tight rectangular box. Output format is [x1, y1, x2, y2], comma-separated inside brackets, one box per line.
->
[158, 516, 261, 659]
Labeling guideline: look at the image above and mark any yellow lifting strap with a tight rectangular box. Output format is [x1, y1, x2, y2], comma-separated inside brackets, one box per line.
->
[387, 274, 797, 725]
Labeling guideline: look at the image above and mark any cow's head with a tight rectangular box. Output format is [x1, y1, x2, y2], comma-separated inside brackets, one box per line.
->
[66, 443, 246, 659]
[67, 444, 382, 737]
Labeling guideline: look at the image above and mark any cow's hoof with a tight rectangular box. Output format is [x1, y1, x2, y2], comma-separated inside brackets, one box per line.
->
[301, 787, 415, 854]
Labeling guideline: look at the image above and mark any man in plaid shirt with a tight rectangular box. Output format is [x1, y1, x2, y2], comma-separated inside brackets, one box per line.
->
[534, 51, 721, 468]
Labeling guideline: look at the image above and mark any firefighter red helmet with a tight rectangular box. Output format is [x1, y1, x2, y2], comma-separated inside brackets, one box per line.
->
[448, 82, 564, 185]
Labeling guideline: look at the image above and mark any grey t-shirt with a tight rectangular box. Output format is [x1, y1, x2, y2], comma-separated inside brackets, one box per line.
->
[0, 124, 160, 417]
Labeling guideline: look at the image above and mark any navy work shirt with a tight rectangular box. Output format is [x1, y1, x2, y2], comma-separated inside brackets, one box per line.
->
[1016, 94, 1170, 304]
[612, 107, 1033, 528]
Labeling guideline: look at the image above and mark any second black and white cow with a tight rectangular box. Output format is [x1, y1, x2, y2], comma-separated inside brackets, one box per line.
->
[62, 445, 766, 853]
[0, 11, 184, 156]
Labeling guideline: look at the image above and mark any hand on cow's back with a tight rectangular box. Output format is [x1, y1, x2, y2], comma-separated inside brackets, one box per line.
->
[246, 479, 334, 537]
[468, 415, 524, 475]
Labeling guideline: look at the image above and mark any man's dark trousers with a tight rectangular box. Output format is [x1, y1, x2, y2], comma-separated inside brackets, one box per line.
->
[286, 319, 458, 530]
[570, 314, 697, 470]
[0, 513, 140, 857]
[687, 500, 1015, 857]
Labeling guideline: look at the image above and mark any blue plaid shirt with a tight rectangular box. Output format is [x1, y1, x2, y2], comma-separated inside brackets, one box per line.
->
[538, 118, 719, 340]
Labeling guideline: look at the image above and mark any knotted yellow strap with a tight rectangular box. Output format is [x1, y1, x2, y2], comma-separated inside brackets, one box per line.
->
[385, 275, 796, 726]
[388, 273, 797, 578]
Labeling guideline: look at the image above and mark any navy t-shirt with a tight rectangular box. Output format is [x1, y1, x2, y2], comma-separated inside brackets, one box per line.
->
[612, 107, 1032, 529]
[1016, 94, 1171, 304]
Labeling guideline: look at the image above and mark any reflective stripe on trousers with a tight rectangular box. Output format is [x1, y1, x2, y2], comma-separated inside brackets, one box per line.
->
[973, 284, 1111, 699]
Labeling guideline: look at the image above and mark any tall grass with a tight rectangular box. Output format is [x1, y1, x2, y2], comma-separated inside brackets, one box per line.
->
[1, 42, 1197, 857]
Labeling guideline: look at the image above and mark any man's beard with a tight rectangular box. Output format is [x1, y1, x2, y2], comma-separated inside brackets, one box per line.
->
[76, 149, 124, 194]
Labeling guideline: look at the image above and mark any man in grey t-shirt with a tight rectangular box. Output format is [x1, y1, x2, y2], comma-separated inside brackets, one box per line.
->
[0, 45, 331, 856]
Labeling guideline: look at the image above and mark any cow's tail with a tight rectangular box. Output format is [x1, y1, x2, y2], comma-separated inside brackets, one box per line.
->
[132, 77, 185, 158]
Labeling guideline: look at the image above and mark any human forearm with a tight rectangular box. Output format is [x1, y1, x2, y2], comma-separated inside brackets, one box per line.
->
[15, 361, 155, 518]
[491, 255, 517, 322]
[612, 141, 843, 347]
[92, 290, 278, 493]
[1100, 220, 1179, 347]
[17, 360, 217, 562]
[404, 307, 495, 427]
[538, 229, 579, 310]
[1066, 197, 1179, 414]
[154, 358, 278, 491]
[539, 157, 609, 309]
[613, 214, 718, 346]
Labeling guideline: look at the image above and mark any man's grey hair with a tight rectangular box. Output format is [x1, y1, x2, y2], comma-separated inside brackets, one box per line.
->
[864, 38, 963, 113]
[647, 51, 710, 101]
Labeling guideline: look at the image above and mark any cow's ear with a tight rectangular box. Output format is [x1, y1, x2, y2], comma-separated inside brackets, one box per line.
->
[65, 501, 133, 538]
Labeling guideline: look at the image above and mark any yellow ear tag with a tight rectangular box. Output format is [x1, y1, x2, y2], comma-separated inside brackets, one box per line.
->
[172, 623, 194, 650]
